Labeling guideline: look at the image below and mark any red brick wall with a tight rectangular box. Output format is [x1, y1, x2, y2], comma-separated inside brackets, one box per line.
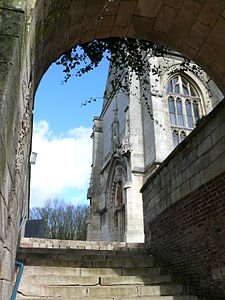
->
[149, 171, 225, 299]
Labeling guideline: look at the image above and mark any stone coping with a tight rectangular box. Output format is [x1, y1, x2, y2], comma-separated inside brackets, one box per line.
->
[20, 238, 145, 251]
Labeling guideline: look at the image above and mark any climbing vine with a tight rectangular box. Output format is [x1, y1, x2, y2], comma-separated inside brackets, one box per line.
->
[56, 37, 183, 130]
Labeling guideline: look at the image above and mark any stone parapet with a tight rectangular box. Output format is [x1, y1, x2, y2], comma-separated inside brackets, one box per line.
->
[142, 98, 225, 298]
[20, 237, 145, 252]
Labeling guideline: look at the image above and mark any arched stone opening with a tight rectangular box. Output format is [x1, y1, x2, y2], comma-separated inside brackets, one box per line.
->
[29, 0, 225, 97]
[1, 0, 225, 298]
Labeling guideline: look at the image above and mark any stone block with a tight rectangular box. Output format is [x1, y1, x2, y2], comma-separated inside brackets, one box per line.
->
[1, 247, 14, 281]
[135, 0, 163, 18]
[197, 3, 221, 28]
[0, 35, 19, 65]
[211, 118, 225, 145]
[18, 285, 86, 298]
[171, 187, 181, 205]
[196, 136, 212, 157]
[193, 152, 210, 175]
[20, 275, 99, 287]
[96, 15, 116, 39]
[139, 284, 184, 296]
[101, 274, 171, 286]
[207, 18, 225, 53]
[81, 267, 121, 277]
[0, 0, 26, 10]
[0, 8, 24, 36]
[164, 0, 183, 8]
[186, 20, 210, 50]
[0, 279, 12, 300]
[88, 286, 137, 297]
[153, 5, 177, 33]
[118, 1, 137, 15]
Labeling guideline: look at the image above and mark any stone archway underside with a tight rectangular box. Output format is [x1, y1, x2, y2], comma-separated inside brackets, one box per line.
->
[32, 0, 225, 95]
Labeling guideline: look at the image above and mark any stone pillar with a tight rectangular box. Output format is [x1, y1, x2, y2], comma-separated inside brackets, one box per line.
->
[124, 175, 145, 243]
[87, 117, 103, 241]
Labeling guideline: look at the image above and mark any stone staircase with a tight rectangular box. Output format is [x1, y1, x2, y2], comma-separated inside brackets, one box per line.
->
[16, 238, 198, 300]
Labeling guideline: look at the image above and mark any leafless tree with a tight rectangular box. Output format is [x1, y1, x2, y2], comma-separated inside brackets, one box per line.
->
[30, 199, 88, 240]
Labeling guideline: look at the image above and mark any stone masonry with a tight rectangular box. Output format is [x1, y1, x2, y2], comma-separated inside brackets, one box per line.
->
[15, 237, 199, 299]
[141, 98, 225, 298]
[1, 1, 225, 298]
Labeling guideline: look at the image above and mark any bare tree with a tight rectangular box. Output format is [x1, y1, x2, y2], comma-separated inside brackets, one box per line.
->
[30, 199, 88, 240]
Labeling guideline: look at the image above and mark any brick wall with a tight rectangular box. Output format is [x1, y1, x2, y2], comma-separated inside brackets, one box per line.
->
[141, 98, 225, 299]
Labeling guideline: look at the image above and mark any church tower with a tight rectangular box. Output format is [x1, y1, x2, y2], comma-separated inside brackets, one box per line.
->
[86, 53, 222, 243]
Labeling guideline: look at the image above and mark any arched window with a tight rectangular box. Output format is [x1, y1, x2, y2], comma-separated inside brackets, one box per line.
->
[180, 131, 186, 142]
[173, 131, 179, 148]
[167, 74, 202, 148]
[168, 97, 176, 125]
[185, 100, 194, 128]
[176, 98, 184, 126]
[193, 101, 199, 122]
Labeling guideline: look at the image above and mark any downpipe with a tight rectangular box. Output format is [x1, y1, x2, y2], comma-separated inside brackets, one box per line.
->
[10, 213, 26, 300]
[10, 261, 24, 300]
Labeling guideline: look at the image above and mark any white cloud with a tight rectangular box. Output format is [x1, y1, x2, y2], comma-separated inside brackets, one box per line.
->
[30, 121, 92, 207]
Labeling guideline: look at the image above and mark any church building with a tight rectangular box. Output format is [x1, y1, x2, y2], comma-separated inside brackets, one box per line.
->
[86, 52, 223, 243]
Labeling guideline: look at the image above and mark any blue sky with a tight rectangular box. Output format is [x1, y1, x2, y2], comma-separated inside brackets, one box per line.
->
[30, 55, 109, 208]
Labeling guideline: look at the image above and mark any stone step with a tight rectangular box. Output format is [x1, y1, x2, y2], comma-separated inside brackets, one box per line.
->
[20, 257, 154, 268]
[17, 284, 186, 298]
[100, 275, 171, 286]
[20, 237, 145, 252]
[18, 247, 148, 257]
[20, 274, 171, 286]
[20, 275, 99, 286]
[88, 285, 185, 297]
[18, 252, 153, 263]
[17, 297, 198, 300]
[22, 266, 161, 277]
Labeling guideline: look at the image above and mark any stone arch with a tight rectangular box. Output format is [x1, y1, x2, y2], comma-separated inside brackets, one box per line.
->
[104, 156, 127, 241]
[1, 1, 225, 296]
[28, 0, 225, 97]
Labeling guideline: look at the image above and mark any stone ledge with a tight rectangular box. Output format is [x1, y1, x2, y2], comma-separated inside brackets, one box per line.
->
[20, 237, 145, 252]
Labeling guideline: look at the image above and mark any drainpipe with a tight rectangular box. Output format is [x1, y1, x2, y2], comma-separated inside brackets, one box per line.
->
[10, 213, 26, 300]
[10, 261, 24, 300]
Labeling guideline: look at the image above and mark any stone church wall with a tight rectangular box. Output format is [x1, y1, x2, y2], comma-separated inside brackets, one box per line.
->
[142, 98, 225, 298]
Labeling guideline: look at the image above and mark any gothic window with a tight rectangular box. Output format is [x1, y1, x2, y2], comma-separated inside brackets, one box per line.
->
[185, 100, 194, 128]
[167, 74, 202, 148]
[168, 97, 176, 125]
[173, 131, 179, 148]
[180, 131, 186, 142]
[193, 100, 199, 122]
[176, 98, 184, 126]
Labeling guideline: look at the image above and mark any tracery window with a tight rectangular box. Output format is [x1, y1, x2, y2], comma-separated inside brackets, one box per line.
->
[167, 74, 202, 148]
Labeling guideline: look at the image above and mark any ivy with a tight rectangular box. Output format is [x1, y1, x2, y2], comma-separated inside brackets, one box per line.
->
[56, 37, 183, 130]
[56, 38, 170, 83]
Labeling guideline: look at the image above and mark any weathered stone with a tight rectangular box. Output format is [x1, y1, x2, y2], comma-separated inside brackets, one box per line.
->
[101, 275, 171, 286]
[0, 1, 225, 299]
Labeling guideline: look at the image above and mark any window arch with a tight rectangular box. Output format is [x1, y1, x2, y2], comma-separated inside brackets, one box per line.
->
[176, 98, 184, 126]
[168, 97, 176, 125]
[180, 131, 186, 142]
[167, 74, 202, 148]
[173, 131, 179, 147]
[185, 99, 194, 128]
